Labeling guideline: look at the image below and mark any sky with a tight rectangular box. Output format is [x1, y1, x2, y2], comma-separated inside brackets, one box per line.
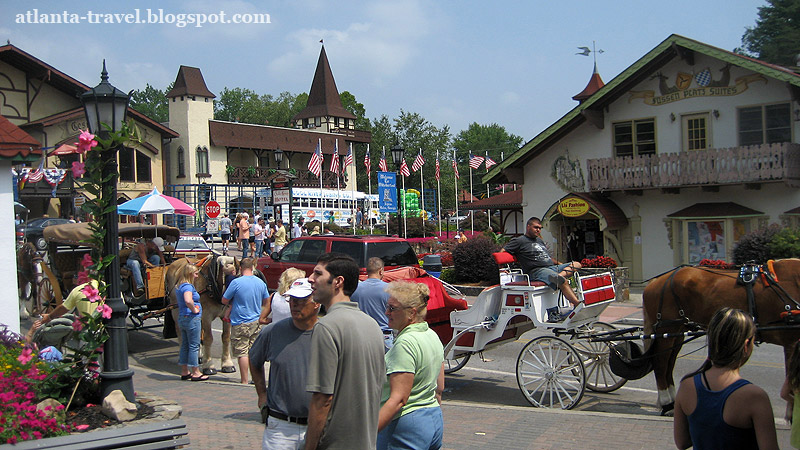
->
[1, 0, 767, 142]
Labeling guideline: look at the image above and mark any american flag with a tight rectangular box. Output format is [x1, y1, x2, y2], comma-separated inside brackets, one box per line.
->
[485, 153, 497, 170]
[435, 157, 440, 181]
[364, 146, 371, 173]
[452, 159, 459, 179]
[411, 149, 425, 172]
[308, 140, 323, 177]
[400, 159, 410, 177]
[343, 143, 354, 172]
[378, 146, 388, 172]
[469, 153, 485, 170]
[330, 140, 340, 175]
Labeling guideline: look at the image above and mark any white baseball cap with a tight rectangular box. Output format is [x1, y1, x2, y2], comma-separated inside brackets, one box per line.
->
[285, 278, 313, 299]
[152, 237, 165, 251]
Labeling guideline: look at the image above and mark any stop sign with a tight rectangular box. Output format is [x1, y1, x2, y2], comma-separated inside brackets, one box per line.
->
[205, 201, 221, 218]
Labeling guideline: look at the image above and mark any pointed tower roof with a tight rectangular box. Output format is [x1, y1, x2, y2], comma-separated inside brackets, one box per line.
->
[166, 65, 215, 99]
[293, 46, 356, 121]
[572, 62, 605, 103]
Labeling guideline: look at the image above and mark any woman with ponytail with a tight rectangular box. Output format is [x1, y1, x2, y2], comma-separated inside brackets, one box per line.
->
[673, 307, 778, 449]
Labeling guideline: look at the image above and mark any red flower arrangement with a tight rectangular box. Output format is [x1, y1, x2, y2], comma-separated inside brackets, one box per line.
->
[698, 259, 735, 269]
[580, 256, 618, 269]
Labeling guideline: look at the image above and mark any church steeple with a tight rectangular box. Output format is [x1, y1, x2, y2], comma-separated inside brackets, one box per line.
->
[293, 45, 356, 131]
[572, 62, 605, 103]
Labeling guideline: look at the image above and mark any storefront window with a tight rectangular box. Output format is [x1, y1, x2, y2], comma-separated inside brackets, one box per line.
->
[687, 220, 725, 263]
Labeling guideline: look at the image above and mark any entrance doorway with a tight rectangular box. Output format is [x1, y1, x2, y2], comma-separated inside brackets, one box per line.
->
[555, 218, 602, 262]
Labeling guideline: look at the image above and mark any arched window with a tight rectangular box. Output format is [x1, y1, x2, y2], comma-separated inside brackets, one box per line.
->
[177, 146, 185, 177]
[196, 146, 209, 176]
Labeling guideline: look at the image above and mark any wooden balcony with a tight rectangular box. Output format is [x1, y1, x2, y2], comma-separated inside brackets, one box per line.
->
[227, 166, 347, 188]
[586, 142, 800, 192]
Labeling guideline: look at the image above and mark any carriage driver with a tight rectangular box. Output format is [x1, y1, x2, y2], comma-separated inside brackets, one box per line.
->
[126, 237, 166, 296]
[502, 217, 582, 311]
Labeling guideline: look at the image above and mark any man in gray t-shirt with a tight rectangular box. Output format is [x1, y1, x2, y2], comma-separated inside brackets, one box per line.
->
[305, 254, 385, 450]
[219, 213, 233, 254]
[250, 278, 320, 449]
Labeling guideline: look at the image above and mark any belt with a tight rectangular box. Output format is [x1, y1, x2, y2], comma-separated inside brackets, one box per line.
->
[382, 329, 393, 335]
[269, 410, 308, 425]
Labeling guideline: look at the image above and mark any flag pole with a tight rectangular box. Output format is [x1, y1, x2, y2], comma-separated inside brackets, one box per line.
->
[367, 144, 373, 234]
[436, 149, 442, 240]
[384, 146, 389, 235]
[453, 148, 459, 235]
[469, 162, 474, 234]
[350, 143, 356, 235]
[419, 148, 425, 238]
[501, 151, 506, 194]
[335, 139, 341, 224]
[319, 138, 324, 235]
[402, 165, 407, 239]
[486, 151, 491, 231]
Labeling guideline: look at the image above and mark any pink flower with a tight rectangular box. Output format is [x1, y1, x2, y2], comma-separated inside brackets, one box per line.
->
[77, 270, 90, 284]
[74, 424, 89, 431]
[71, 161, 86, 178]
[75, 130, 98, 154]
[80, 254, 93, 269]
[72, 320, 83, 332]
[98, 304, 113, 319]
[81, 284, 101, 303]
[17, 348, 33, 365]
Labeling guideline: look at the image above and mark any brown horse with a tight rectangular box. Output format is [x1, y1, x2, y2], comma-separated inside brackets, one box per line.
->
[166, 255, 239, 375]
[642, 259, 800, 414]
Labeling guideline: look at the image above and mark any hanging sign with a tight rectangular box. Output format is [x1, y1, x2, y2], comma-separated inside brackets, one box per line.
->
[378, 171, 397, 213]
[558, 198, 590, 217]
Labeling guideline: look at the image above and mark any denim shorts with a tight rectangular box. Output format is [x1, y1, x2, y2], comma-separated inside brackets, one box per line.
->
[529, 263, 572, 289]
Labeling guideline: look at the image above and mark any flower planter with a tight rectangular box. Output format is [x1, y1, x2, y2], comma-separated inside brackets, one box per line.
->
[580, 267, 630, 301]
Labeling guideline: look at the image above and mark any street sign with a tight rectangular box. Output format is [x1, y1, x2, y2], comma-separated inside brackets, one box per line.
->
[273, 188, 290, 205]
[378, 171, 397, 213]
[205, 200, 221, 218]
[206, 219, 219, 234]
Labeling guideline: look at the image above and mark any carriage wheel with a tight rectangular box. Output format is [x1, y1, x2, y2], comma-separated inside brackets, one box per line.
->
[32, 278, 56, 317]
[444, 353, 471, 374]
[570, 321, 628, 393]
[516, 336, 585, 410]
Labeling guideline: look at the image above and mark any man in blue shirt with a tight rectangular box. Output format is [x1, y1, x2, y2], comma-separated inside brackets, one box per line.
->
[351, 257, 393, 351]
[223, 257, 269, 384]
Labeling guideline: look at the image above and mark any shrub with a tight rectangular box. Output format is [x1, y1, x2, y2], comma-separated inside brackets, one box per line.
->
[439, 251, 453, 267]
[438, 267, 457, 284]
[580, 256, 617, 268]
[452, 236, 500, 284]
[733, 224, 781, 265]
[768, 227, 800, 259]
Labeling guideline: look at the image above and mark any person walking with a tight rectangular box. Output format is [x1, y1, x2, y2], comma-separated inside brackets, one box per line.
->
[293, 218, 305, 239]
[260, 268, 305, 325]
[305, 253, 385, 450]
[219, 213, 233, 255]
[351, 257, 393, 351]
[176, 264, 208, 381]
[222, 257, 270, 384]
[249, 216, 257, 256]
[377, 281, 444, 450]
[274, 219, 288, 254]
[250, 278, 320, 450]
[673, 307, 778, 450]
[254, 218, 265, 258]
[238, 213, 251, 258]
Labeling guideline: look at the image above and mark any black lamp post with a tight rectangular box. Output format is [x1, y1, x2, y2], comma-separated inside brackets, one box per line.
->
[390, 143, 405, 237]
[81, 61, 135, 402]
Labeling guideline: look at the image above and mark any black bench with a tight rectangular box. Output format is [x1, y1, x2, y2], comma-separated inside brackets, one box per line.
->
[10, 419, 189, 449]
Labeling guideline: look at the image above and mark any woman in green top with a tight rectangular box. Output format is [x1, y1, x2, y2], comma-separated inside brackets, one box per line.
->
[378, 281, 444, 450]
[781, 340, 800, 448]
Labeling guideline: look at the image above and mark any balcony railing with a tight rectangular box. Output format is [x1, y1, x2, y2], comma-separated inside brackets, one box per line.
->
[227, 166, 346, 188]
[586, 142, 800, 192]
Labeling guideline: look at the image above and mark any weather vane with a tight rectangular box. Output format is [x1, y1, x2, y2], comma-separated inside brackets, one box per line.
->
[576, 41, 604, 68]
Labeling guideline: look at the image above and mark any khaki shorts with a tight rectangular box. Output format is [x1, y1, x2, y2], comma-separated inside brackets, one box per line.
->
[231, 321, 262, 358]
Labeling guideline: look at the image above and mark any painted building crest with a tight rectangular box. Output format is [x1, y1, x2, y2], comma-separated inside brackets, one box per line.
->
[551, 150, 585, 192]
[628, 63, 767, 105]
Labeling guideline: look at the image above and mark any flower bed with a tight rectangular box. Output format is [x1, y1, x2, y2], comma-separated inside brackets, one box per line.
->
[698, 259, 735, 269]
[580, 256, 618, 269]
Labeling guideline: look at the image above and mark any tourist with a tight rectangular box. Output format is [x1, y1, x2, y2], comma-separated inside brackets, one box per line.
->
[351, 257, 393, 351]
[260, 267, 305, 325]
[176, 264, 207, 381]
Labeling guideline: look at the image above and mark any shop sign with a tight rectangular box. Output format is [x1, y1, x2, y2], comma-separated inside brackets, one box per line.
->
[558, 198, 590, 217]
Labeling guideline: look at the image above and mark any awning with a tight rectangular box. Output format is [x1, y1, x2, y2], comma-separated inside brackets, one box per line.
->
[667, 202, 763, 219]
[460, 189, 522, 210]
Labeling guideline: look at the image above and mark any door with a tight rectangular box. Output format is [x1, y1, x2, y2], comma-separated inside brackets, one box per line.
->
[682, 113, 711, 151]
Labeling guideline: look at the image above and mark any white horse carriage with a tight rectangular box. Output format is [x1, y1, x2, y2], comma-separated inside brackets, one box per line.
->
[442, 252, 626, 410]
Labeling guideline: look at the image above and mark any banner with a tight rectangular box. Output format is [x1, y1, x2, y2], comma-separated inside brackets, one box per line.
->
[378, 171, 397, 213]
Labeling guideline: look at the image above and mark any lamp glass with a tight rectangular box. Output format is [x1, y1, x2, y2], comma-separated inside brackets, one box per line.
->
[390, 144, 404, 166]
[274, 148, 284, 164]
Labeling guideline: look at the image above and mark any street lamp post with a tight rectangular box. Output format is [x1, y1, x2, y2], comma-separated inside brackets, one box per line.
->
[81, 61, 135, 402]
[390, 143, 405, 238]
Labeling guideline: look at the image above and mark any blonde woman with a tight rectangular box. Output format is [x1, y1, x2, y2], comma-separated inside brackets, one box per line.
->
[259, 267, 306, 325]
[378, 281, 444, 450]
[673, 307, 778, 450]
[176, 264, 207, 381]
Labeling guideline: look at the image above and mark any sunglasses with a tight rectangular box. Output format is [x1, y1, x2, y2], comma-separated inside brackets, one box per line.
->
[386, 305, 411, 313]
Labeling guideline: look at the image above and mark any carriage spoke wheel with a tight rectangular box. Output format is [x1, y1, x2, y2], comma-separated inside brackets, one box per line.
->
[32, 278, 56, 317]
[444, 352, 471, 374]
[516, 336, 585, 410]
[570, 321, 627, 393]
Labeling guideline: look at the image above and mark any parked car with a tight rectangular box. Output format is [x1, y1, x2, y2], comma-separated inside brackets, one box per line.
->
[17, 217, 71, 250]
[173, 234, 217, 260]
[448, 215, 468, 224]
[256, 235, 419, 291]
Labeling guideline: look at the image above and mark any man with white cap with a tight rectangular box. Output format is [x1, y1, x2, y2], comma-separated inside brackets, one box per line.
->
[126, 237, 166, 296]
[250, 278, 320, 449]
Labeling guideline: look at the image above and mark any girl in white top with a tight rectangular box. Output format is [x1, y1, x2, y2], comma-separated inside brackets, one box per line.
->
[258, 267, 305, 325]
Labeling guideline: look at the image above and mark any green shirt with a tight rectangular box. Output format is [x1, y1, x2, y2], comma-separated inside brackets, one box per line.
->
[381, 321, 444, 418]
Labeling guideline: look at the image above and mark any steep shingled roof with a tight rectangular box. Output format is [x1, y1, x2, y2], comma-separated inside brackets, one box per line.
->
[0, 114, 41, 160]
[484, 34, 800, 184]
[165, 65, 215, 99]
[292, 46, 356, 121]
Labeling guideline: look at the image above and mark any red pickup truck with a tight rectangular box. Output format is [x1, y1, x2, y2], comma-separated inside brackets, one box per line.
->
[256, 235, 419, 291]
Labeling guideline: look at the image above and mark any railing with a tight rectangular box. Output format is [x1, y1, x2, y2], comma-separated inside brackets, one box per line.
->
[586, 142, 800, 191]
[227, 167, 346, 188]
[17, 170, 75, 198]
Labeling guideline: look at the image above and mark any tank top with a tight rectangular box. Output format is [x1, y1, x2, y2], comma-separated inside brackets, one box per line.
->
[688, 373, 758, 450]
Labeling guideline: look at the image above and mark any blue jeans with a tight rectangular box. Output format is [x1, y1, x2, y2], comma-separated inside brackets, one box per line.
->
[255, 240, 264, 258]
[529, 263, 573, 289]
[126, 254, 161, 289]
[241, 239, 249, 258]
[377, 406, 443, 450]
[178, 314, 201, 368]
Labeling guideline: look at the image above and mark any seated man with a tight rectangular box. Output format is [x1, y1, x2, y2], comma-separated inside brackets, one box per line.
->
[502, 216, 582, 314]
[126, 237, 166, 295]
[29, 278, 101, 349]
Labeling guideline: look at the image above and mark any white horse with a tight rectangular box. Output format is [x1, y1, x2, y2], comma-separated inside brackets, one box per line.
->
[166, 255, 238, 375]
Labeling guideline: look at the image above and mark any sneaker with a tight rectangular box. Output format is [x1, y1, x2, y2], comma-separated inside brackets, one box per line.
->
[546, 307, 561, 323]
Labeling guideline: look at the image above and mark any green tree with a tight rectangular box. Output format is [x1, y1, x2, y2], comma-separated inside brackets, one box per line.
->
[453, 122, 522, 199]
[214, 88, 308, 127]
[740, 0, 800, 66]
[340, 91, 370, 130]
[129, 83, 172, 123]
